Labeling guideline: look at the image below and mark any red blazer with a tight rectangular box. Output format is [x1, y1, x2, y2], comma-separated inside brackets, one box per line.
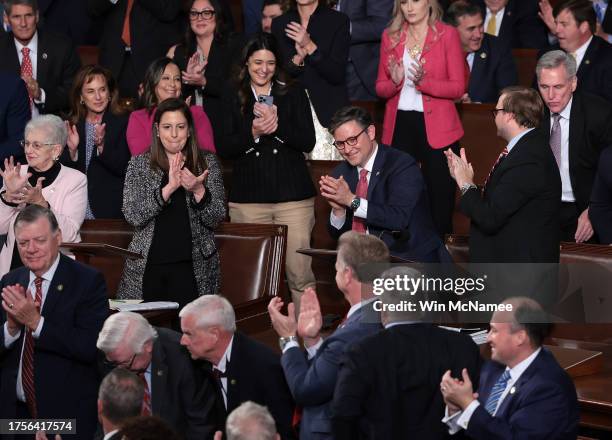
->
[376, 21, 466, 149]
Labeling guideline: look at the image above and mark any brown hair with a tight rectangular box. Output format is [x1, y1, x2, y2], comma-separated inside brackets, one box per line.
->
[67, 65, 124, 125]
[499, 86, 544, 129]
[337, 231, 390, 283]
[553, 0, 596, 34]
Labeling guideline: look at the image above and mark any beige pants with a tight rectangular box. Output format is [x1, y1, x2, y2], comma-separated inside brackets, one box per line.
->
[228, 198, 316, 306]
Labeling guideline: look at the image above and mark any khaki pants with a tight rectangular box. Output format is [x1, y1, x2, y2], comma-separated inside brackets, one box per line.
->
[229, 198, 316, 307]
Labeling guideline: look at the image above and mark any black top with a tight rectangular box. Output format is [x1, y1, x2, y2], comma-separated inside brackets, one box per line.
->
[147, 176, 193, 264]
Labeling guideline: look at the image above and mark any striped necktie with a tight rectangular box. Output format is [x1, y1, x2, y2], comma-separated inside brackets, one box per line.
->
[484, 369, 511, 415]
[22, 277, 43, 418]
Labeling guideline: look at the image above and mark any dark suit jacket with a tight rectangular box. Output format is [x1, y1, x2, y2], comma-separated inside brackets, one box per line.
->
[59, 111, 130, 219]
[0, 29, 80, 115]
[468, 34, 518, 103]
[0, 254, 110, 440]
[339, 0, 394, 98]
[331, 323, 482, 440]
[281, 305, 381, 440]
[467, 349, 579, 440]
[540, 91, 612, 213]
[591, 145, 612, 244]
[475, 0, 549, 49]
[87, 0, 182, 87]
[0, 72, 30, 164]
[461, 129, 561, 263]
[603, 4, 612, 34]
[149, 328, 217, 440]
[38, 0, 97, 45]
[328, 144, 447, 263]
[272, 5, 350, 127]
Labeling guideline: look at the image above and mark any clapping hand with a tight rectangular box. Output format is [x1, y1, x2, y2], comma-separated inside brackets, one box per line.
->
[444, 148, 474, 187]
[440, 369, 479, 413]
[182, 53, 207, 87]
[252, 102, 278, 138]
[168, 153, 184, 191]
[94, 122, 106, 154]
[388, 56, 405, 86]
[180, 167, 208, 202]
[406, 59, 425, 85]
[2, 283, 42, 332]
[268, 296, 297, 338]
[22, 177, 47, 207]
[319, 175, 353, 211]
[65, 122, 79, 161]
[297, 287, 322, 347]
[0, 157, 29, 203]
[285, 21, 313, 50]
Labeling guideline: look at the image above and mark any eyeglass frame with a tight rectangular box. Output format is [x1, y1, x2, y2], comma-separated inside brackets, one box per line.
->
[490, 108, 505, 118]
[189, 9, 216, 20]
[104, 352, 137, 370]
[332, 126, 368, 151]
[19, 140, 59, 151]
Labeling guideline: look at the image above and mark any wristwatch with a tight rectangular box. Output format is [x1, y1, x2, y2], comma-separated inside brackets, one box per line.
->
[279, 335, 298, 351]
[350, 197, 361, 212]
[460, 183, 477, 196]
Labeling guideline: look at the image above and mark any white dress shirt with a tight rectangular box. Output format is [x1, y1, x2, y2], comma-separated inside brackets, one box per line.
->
[466, 52, 475, 71]
[550, 98, 575, 202]
[14, 31, 45, 116]
[573, 36, 593, 69]
[398, 47, 424, 112]
[213, 335, 234, 409]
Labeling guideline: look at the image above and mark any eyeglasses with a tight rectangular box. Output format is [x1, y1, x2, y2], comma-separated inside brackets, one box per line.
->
[104, 353, 137, 370]
[189, 9, 216, 20]
[20, 140, 58, 151]
[491, 108, 505, 118]
[332, 127, 367, 150]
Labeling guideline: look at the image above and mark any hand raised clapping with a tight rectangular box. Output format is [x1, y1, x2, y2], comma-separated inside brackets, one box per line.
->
[182, 53, 207, 87]
[0, 157, 28, 202]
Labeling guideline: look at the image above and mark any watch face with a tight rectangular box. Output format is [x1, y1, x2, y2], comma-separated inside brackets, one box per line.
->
[351, 197, 360, 211]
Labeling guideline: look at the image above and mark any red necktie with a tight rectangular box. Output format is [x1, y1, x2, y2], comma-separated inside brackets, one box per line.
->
[484, 147, 508, 188]
[22, 277, 43, 418]
[21, 47, 33, 107]
[351, 169, 368, 233]
[121, 0, 135, 47]
[139, 372, 152, 415]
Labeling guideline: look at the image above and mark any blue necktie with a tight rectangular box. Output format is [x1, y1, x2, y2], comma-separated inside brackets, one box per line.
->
[484, 370, 511, 415]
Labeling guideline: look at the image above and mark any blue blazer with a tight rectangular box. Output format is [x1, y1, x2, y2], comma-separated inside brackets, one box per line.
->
[467, 349, 579, 440]
[327, 144, 448, 262]
[0, 254, 110, 440]
[0, 72, 30, 164]
[281, 306, 380, 440]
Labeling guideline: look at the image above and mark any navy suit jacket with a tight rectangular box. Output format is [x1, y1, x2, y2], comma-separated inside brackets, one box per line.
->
[0, 254, 110, 440]
[591, 145, 612, 244]
[468, 34, 517, 103]
[328, 144, 447, 262]
[281, 305, 381, 440]
[0, 72, 30, 164]
[467, 349, 579, 440]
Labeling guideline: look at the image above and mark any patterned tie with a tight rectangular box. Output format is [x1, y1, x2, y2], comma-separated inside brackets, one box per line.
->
[484, 369, 512, 415]
[22, 277, 43, 418]
[84, 123, 96, 219]
[484, 147, 509, 188]
[486, 13, 497, 36]
[550, 113, 562, 168]
[21, 47, 34, 107]
[121, 0, 135, 47]
[138, 372, 152, 416]
[351, 169, 368, 233]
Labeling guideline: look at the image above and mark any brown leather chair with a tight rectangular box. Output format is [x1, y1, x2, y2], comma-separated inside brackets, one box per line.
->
[76, 46, 100, 66]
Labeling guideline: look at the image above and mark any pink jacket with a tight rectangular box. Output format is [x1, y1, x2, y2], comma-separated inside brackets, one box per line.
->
[127, 105, 216, 155]
[376, 21, 465, 149]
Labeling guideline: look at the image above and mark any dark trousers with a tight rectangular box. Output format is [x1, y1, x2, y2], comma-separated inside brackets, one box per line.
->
[560, 201, 580, 242]
[142, 260, 198, 310]
[391, 110, 459, 237]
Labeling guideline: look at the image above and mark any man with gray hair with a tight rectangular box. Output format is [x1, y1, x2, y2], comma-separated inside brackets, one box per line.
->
[97, 311, 217, 440]
[179, 295, 295, 439]
[98, 368, 144, 440]
[536, 49, 612, 243]
[213, 401, 280, 440]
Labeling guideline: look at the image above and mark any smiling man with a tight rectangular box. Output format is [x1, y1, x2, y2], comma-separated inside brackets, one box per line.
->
[0, 205, 108, 440]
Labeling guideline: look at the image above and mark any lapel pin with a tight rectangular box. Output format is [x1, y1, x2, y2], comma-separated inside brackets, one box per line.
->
[42, 53, 48, 60]
[585, 59, 590, 65]
[376, 171, 380, 176]
[507, 11, 512, 16]
[57, 284, 63, 291]
[509, 386, 516, 394]
[480, 52, 487, 59]
[157, 370, 163, 376]
[230, 379, 237, 385]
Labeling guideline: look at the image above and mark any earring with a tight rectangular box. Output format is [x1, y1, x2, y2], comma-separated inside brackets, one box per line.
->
[80, 99, 85, 105]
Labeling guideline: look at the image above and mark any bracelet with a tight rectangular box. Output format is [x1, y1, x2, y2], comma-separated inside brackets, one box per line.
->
[291, 55, 304, 67]
[460, 183, 477, 196]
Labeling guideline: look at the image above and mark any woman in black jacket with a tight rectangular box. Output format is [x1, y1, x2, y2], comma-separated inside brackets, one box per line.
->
[218, 32, 317, 306]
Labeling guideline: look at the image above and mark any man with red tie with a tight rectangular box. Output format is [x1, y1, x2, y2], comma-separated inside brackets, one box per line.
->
[319, 105, 449, 263]
[0, 205, 109, 440]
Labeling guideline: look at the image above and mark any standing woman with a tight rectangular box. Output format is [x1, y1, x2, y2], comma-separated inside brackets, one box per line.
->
[218, 33, 317, 306]
[377, 0, 465, 237]
[62, 65, 130, 219]
[119, 98, 226, 308]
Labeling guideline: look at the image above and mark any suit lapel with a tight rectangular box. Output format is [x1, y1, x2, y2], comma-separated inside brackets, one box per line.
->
[36, 32, 50, 84]
[150, 339, 168, 415]
[41, 255, 68, 316]
[568, 94, 584, 184]
[225, 333, 239, 411]
[6, 34, 21, 73]
[495, 351, 542, 417]
[578, 38, 596, 81]
[470, 46, 486, 93]
[367, 146, 385, 198]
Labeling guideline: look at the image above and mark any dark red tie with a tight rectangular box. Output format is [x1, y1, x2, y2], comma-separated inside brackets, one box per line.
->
[22, 277, 43, 418]
[352, 169, 368, 233]
[121, 0, 135, 47]
[138, 372, 152, 415]
[21, 47, 34, 108]
[484, 147, 508, 188]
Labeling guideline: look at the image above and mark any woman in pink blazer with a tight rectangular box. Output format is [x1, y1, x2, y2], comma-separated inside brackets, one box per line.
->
[376, 0, 466, 237]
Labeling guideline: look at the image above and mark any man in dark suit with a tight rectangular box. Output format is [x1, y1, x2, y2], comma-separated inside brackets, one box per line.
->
[446, 0, 517, 103]
[0, 205, 109, 440]
[337, 0, 393, 101]
[179, 295, 295, 439]
[268, 231, 389, 440]
[331, 266, 482, 439]
[441, 297, 579, 439]
[0, 72, 29, 164]
[86, 0, 182, 99]
[97, 311, 217, 440]
[319, 106, 449, 263]
[591, 145, 612, 244]
[536, 50, 612, 242]
[474, 0, 549, 49]
[37, 0, 97, 46]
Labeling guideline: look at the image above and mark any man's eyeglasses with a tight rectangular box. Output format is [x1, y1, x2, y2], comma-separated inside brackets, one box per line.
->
[491, 108, 505, 118]
[189, 9, 216, 20]
[20, 140, 57, 151]
[333, 127, 367, 151]
[104, 353, 137, 370]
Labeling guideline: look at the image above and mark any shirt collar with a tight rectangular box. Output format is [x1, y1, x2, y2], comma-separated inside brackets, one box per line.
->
[14, 31, 38, 54]
[574, 35, 592, 63]
[215, 334, 234, 373]
[506, 127, 534, 153]
[487, 7, 505, 19]
[103, 430, 119, 440]
[508, 347, 541, 382]
[358, 143, 378, 175]
[346, 297, 376, 320]
[29, 253, 60, 285]
[555, 96, 573, 120]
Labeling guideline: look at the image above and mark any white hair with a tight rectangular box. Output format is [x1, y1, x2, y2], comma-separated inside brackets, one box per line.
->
[25, 114, 68, 147]
[226, 401, 278, 440]
[179, 295, 236, 332]
[96, 312, 158, 354]
[536, 50, 577, 81]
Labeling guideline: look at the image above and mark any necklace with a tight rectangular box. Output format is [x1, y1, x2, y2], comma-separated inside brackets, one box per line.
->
[407, 25, 426, 59]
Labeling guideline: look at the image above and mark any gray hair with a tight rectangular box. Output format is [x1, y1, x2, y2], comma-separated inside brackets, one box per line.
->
[226, 401, 278, 440]
[97, 312, 158, 354]
[25, 114, 68, 148]
[4, 0, 39, 15]
[98, 368, 144, 425]
[378, 266, 428, 325]
[14, 204, 59, 233]
[179, 295, 236, 332]
[536, 50, 577, 81]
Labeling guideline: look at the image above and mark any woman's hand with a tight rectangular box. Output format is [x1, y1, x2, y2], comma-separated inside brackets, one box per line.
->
[0, 157, 29, 202]
[65, 122, 79, 161]
[94, 122, 106, 155]
[180, 168, 209, 202]
[251, 102, 278, 138]
[162, 153, 184, 201]
[22, 177, 47, 207]
[406, 59, 425, 85]
[388, 56, 405, 86]
[182, 53, 207, 87]
[286, 21, 316, 54]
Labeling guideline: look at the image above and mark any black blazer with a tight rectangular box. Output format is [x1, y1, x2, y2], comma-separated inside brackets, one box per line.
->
[603, 3, 612, 34]
[475, 0, 549, 49]
[591, 145, 612, 244]
[59, 111, 131, 219]
[0, 29, 80, 115]
[331, 323, 482, 440]
[218, 82, 316, 203]
[468, 34, 518, 103]
[272, 5, 350, 127]
[461, 128, 561, 263]
[540, 91, 612, 213]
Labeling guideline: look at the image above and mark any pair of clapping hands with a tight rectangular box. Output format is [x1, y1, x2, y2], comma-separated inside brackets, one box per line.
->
[268, 288, 323, 348]
[388, 55, 426, 86]
[165, 154, 209, 202]
[0, 157, 47, 206]
[65, 120, 106, 161]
